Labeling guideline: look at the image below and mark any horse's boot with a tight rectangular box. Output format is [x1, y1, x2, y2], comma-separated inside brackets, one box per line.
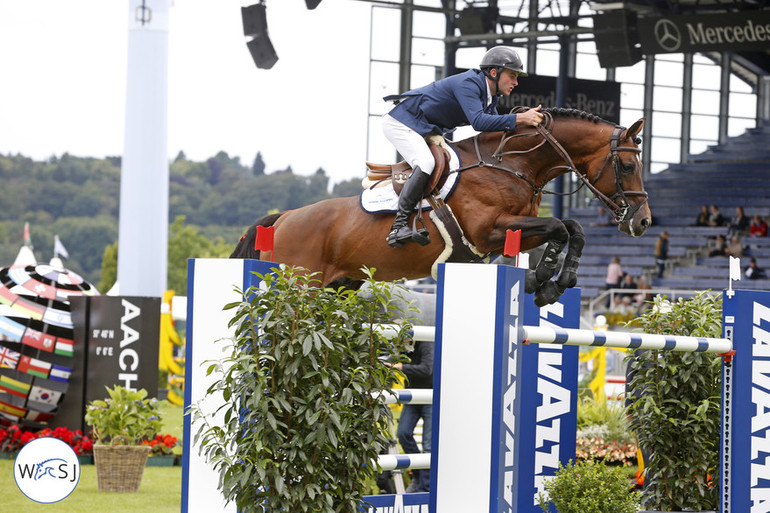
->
[387, 169, 431, 248]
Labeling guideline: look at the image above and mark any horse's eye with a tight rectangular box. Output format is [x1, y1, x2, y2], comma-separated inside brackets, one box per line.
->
[622, 161, 635, 173]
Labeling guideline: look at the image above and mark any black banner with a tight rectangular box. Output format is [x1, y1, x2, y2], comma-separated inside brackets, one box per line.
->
[499, 74, 621, 124]
[84, 296, 160, 404]
[638, 11, 770, 54]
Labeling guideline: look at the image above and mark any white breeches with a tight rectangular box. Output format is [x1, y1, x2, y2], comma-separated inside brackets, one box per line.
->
[381, 114, 435, 176]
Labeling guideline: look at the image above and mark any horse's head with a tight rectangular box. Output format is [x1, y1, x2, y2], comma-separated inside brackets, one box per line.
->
[586, 118, 651, 237]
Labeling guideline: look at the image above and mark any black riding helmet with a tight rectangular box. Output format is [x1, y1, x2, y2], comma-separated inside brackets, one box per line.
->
[479, 46, 527, 95]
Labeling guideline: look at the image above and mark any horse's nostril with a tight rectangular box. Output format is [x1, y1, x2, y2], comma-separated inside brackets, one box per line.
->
[640, 218, 650, 229]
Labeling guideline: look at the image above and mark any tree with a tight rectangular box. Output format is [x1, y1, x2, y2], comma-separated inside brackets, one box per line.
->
[252, 152, 266, 176]
[98, 242, 118, 293]
[332, 178, 363, 198]
[166, 216, 231, 295]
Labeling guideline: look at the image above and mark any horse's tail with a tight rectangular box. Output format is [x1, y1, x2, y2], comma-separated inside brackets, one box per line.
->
[230, 212, 282, 259]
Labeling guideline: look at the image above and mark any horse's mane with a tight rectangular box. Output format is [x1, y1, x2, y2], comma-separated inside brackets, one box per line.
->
[542, 107, 615, 127]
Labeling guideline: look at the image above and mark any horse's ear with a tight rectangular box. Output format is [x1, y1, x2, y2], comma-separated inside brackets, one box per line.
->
[624, 118, 645, 142]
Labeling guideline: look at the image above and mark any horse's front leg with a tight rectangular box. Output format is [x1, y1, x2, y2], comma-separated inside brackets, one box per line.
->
[532, 219, 585, 306]
[555, 219, 585, 290]
[488, 216, 569, 300]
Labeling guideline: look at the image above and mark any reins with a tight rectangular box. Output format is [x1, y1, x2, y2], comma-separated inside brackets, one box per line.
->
[451, 109, 648, 223]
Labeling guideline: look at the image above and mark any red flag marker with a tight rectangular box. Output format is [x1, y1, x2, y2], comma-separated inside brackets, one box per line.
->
[503, 229, 521, 260]
[255, 225, 275, 252]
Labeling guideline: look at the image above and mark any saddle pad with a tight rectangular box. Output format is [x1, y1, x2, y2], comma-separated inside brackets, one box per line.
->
[359, 143, 462, 214]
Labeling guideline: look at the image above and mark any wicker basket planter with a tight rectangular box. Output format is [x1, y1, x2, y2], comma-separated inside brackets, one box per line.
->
[93, 445, 151, 492]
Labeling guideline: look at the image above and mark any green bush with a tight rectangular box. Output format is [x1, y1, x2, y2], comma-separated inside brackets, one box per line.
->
[537, 458, 640, 513]
[626, 291, 722, 511]
[190, 267, 414, 513]
[84, 385, 162, 445]
[577, 397, 633, 444]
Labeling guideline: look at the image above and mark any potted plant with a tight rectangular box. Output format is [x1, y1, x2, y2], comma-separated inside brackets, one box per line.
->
[537, 458, 640, 513]
[143, 433, 178, 466]
[626, 292, 722, 512]
[85, 385, 163, 492]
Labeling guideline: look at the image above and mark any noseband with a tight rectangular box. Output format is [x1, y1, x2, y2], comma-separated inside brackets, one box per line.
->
[459, 111, 648, 224]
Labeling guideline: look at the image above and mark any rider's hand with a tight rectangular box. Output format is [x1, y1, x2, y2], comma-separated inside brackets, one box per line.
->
[518, 105, 544, 127]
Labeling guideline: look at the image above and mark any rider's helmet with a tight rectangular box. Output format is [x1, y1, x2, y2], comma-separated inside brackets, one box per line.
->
[479, 46, 527, 77]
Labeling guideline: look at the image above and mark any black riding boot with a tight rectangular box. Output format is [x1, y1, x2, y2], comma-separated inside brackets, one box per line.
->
[387, 169, 431, 248]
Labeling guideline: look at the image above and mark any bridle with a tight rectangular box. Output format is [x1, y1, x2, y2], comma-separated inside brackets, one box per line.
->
[455, 110, 648, 224]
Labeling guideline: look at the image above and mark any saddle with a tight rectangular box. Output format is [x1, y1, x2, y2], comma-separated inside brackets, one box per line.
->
[364, 136, 486, 268]
[364, 135, 450, 196]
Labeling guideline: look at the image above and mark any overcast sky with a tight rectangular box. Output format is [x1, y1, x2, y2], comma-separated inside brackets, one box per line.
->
[0, 1, 386, 186]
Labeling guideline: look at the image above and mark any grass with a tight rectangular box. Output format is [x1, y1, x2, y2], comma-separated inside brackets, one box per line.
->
[1, 462, 182, 512]
[1, 400, 185, 512]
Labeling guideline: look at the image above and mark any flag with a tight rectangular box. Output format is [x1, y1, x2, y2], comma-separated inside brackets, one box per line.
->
[0, 317, 25, 342]
[0, 345, 20, 369]
[54, 338, 74, 357]
[255, 225, 274, 252]
[25, 410, 54, 422]
[0, 399, 26, 418]
[729, 256, 742, 281]
[17, 355, 51, 379]
[53, 235, 69, 259]
[503, 229, 521, 258]
[21, 328, 56, 353]
[49, 364, 72, 383]
[23, 222, 31, 247]
[28, 385, 62, 405]
[0, 375, 31, 398]
[27, 399, 58, 413]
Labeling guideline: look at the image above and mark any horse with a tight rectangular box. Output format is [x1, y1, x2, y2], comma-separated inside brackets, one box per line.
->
[232, 108, 651, 306]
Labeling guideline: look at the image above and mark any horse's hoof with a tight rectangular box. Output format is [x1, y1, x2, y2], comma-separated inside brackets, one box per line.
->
[534, 281, 564, 307]
[524, 270, 540, 294]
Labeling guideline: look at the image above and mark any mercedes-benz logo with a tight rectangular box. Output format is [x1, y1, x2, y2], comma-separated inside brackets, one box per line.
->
[654, 19, 681, 52]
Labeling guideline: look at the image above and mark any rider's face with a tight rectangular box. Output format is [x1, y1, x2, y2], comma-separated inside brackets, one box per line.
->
[496, 69, 519, 96]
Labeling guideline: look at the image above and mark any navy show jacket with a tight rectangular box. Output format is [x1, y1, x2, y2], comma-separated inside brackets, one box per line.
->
[385, 69, 518, 136]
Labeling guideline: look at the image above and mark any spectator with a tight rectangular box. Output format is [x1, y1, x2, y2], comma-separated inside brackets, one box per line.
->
[604, 257, 624, 308]
[654, 231, 669, 278]
[709, 234, 727, 257]
[694, 205, 709, 227]
[593, 207, 611, 227]
[746, 258, 766, 280]
[605, 257, 624, 290]
[618, 273, 637, 300]
[386, 341, 433, 493]
[725, 235, 744, 258]
[707, 204, 726, 227]
[728, 206, 749, 236]
[634, 276, 653, 310]
[610, 295, 635, 315]
[750, 215, 769, 237]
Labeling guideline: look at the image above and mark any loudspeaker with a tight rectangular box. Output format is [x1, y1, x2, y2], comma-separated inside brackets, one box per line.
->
[455, 6, 499, 35]
[593, 10, 643, 69]
[247, 36, 278, 70]
[242, 4, 268, 37]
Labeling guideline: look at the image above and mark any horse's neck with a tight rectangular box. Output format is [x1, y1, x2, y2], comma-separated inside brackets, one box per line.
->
[453, 122, 603, 182]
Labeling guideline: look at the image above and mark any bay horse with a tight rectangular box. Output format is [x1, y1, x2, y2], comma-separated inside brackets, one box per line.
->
[232, 108, 651, 306]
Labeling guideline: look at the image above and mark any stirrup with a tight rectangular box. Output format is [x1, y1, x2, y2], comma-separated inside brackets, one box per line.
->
[387, 216, 431, 248]
[409, 215, 431, 246]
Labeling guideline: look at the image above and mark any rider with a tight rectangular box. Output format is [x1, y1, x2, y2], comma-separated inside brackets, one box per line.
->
[382, 46, 545, 248]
